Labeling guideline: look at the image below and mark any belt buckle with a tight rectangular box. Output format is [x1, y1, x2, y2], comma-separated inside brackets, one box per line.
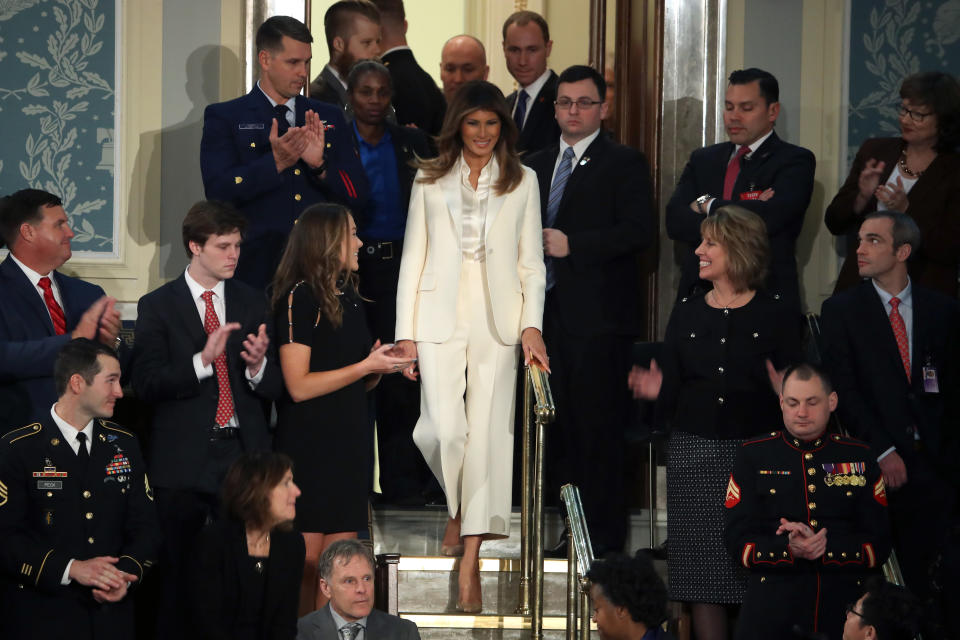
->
[380, 241, 393, 260]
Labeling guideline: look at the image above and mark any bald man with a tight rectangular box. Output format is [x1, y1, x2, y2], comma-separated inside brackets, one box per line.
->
[439, 35, 489, 102]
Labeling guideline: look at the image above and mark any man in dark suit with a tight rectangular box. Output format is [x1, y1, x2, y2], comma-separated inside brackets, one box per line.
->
[201, 15, 368, 290]
[820, 211, 960, 640]
[502, 11, 561, 155]
[0, 189, 123, 430]
[0, 339, 160, 640]
[372, 0, 445, 135]
[525, 65, 654, 555]
[439, 35, 489, 103]
[346, 60, 434, 504]
[297, 540, 420, 640]
[132, 201, 283, 638]
[666, 68, 815, 311]
[309, 1, 382, 109]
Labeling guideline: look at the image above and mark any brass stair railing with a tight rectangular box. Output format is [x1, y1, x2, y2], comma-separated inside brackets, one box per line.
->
[561, 484, 594, 640]
[516, 363, 555, 640]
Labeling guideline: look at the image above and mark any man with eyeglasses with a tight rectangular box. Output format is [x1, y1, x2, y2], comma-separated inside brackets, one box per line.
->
[524, 64, 654, 556]
[724, 363, 891, 640]
[842, 578, 922, 640]
[666, 67, 815, 313]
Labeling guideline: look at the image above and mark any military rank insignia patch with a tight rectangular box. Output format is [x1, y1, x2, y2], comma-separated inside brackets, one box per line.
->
[873, 477, 887, 506]
[724, 474, 741, 508]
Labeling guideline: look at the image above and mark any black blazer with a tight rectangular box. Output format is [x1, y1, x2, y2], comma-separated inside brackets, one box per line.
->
[820, 281, 960, 469]
[824, 137, 960, 298]
[665, 131, 816, 310]
[309, 66, 348, 110]
[506, 70, 562, 155]
[525, 133, 655, 337]
[131, 275, 282, 489]
[190, 519, 305, 640]
[382, 48, 445, 135]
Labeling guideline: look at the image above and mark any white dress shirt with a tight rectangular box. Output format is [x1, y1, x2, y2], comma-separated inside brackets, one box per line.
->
[183, 267, 265, 428]
[550, 127, 601, 186]
[459, 154, 495, 262]
[876, 164, 919, 211]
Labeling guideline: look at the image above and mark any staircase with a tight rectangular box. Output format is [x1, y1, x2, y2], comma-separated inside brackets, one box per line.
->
[371, 506, 668, 638]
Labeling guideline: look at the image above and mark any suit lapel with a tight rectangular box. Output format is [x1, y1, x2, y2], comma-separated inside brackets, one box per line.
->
[530, 146, 558, 221]
[1, 257, 56, 335]
[519, 71, 557, 147]
[484, 158, 508, 240]
[171, 275, 208, 348]
[733, 132, 780, 195]
[438, 168, 463, 242]
[861, 284, 910, 385]
[559, 135, 606, 216]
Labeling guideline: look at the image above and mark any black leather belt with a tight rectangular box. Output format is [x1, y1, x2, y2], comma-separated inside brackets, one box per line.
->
[209, 427, 240, 441]
[361, 240, 402, 261]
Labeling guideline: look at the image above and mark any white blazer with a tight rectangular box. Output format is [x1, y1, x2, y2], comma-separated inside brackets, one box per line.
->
[395, 160, 545, 345]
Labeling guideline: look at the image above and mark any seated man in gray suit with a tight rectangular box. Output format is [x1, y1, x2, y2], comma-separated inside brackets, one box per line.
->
[297, 539, 420, 640]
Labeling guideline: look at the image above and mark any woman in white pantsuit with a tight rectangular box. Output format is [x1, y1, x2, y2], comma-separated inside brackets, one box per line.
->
[393, 81, 548, 612]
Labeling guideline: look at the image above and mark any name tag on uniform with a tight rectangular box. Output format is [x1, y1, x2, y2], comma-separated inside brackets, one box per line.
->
[238, 123, 265, 130]
[739, 190, 762, 200]
[923, 366, 939, 393]
[37, 480, 62, 490]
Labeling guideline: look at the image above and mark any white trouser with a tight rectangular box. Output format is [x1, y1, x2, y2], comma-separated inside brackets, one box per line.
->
[413, 259, 519, 538]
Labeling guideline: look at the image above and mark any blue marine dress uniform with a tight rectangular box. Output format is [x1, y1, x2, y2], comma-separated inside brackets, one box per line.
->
[723, 430, 892, 640]
[0, 416, 160, 640]
[200, 87, 370, 289]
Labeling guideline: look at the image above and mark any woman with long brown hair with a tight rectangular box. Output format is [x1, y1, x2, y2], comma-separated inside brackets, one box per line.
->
[393, 80, 548, 611]
[270, 203, 411, 613]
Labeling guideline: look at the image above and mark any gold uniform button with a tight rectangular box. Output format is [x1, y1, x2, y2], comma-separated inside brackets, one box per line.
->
[294, 168, 301, 175]
[828, 552, 834, 558]
[809, 520, 818, 528]
[814, 439, 822, 446]
[804, 453, 813, 460]
[717, 396, 725, 405]
[85, 512, 93, 520]
[83, 491, 91, 499]
[808, 502, 816, 510]
[807, 468, 816, 476]
[846, 491, 853, 497]
[249, 142, 256, 148]
[769, 488, 776, 495]
[856, 552, 861, 558]
[760, 576, 766, 583]
[294, 194, 302, 201]
[841, 552, 847, 558]
[782, 551, 788, 557]
[768, 552, 774, 558]
[234, 176, 243, 184]
[326, 142, 332, 148]
[88, 537, 95, 544]
[808, 484, 816, 493]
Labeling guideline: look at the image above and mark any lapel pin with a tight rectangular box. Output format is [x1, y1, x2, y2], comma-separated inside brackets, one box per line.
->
[579, 156, 591, 166]
[50, 437, 60, 446]
[99, 433, 106, 442]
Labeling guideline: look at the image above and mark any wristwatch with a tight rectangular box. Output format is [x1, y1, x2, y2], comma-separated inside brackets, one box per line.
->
[695, 194, 712, 214]
[310, 159, 328, 176]
[113, 336, 123, 351]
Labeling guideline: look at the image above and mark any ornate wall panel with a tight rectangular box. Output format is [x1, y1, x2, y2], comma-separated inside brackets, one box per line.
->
[0, 0, 117, 256]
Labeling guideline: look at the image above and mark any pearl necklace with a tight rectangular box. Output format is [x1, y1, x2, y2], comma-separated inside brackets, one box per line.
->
[898, 151, 924, 178]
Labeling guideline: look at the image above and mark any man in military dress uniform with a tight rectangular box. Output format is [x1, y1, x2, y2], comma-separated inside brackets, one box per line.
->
[724, 363, 891, 640]
[0, 339, 159, 640]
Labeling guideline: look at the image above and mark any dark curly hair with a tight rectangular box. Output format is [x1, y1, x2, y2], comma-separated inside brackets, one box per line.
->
[857, 577, 922, 640]
[586, 552, 668, 629]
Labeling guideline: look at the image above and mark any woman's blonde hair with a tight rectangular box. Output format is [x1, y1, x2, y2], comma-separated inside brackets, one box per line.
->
[699, 205, 769, 292]
[417, 80, 524, 195]
[270, 203, 356, 327]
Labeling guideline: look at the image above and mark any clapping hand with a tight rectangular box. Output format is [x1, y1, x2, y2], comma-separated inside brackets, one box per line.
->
[776, 517, 827, 560]
[875, 176, 909, 212]
[269, 118, 308, 173]
[300, 109, 326, 170]
[241, 323, 270, 377]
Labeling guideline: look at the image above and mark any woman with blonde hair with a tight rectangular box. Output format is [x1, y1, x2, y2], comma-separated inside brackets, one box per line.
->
[393, 80, 547, 612]
[629, 206, 800, 640]
[270, 203, 411, 613]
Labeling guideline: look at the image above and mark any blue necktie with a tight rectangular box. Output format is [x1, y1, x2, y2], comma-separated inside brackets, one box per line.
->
[514, 90, 529, 131]
[544, 147, 575, 291]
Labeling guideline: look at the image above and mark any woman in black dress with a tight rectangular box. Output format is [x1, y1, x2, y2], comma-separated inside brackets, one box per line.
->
[191, 452, 305, 640]
[629, 206, 800, 640]
[270, 204, 412, 613]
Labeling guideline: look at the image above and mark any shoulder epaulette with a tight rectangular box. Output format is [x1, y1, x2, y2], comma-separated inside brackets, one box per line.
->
[1, 422, 42, 444]
[743, 432, 781, 446]
[828, 433, 870, 449]
[97, 419, 134, 438]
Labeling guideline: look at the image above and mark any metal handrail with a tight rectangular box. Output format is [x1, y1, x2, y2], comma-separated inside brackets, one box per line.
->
[561, 484, 594, 640]
[516, 363, 555, 640]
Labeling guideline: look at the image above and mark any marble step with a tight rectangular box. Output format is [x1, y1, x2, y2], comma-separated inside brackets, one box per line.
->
[402, 614, 596, 639]
[397, 557, 575, 616]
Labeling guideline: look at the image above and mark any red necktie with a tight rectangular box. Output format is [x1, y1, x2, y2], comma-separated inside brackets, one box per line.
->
[37, 276, 67, 335]
[722, 145, 750, 200]
[201, 290, 235, 426]
[889, 297, 910, 382]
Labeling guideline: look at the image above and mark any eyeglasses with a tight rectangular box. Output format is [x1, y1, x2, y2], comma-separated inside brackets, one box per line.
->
[898, 105, 933, 123]
[845, 603, 867, 621]
[555, 98, 604, 110]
